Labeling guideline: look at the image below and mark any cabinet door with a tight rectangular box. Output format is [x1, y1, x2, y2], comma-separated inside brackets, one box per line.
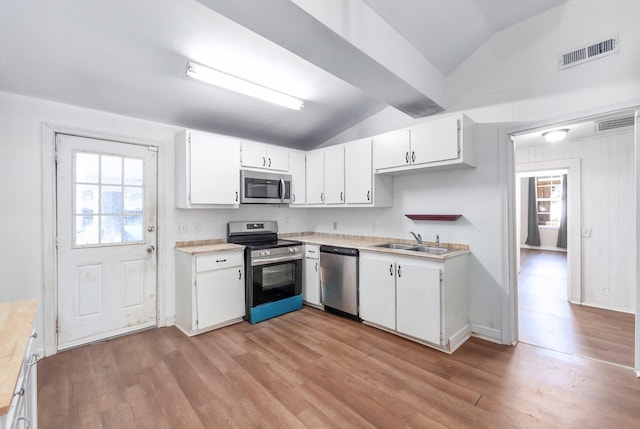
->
[190, 131, 240, 204]
[306, 149, 325, 204]
[345, 138, 372, 204]
[267, 146, 289, 171]
[241, 141, 268, 169]
[410, 116, 460, 165]
[324, 145, 345, 204]
[303, 256, 321, 305]
[396, 258, 441, 344]
[195, 266, 245, 329]
[373, 129, 410, 170]
[359, 253, 396, 330]
[289, 151, 306, 205]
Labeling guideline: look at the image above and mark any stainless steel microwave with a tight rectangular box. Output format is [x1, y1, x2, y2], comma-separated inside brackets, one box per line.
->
[240, 170, 292, 204]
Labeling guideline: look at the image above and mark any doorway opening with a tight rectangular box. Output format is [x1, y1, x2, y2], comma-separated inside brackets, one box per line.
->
[513, 112, 636, 367]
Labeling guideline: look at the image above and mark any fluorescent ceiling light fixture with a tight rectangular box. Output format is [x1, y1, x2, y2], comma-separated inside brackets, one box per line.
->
[185, 61, 304, 110]
[542, 129, 569, 142]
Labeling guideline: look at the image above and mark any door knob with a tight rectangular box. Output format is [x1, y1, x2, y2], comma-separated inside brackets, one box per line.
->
[146, 245, 155, 253]
[147, 225, 155, 232]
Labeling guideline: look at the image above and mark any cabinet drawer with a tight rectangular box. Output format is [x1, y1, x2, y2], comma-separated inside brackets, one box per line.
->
[305, 245, 320, 259]
[196, 252, 243, 272]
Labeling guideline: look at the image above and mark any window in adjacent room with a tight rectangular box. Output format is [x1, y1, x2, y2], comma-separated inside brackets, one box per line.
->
[535, 175, 563, 226]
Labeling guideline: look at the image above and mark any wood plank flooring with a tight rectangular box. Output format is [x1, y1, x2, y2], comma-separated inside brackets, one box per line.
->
[518, 248, 635, 367]
[39, 307, 640, 428]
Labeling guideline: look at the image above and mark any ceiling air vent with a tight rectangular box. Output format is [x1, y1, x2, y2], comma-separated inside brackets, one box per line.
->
[559, 35, 619, 70]
[595, 115, 635, 132]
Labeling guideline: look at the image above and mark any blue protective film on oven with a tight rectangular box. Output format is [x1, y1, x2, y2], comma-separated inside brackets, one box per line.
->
[249, 295, 303, 324]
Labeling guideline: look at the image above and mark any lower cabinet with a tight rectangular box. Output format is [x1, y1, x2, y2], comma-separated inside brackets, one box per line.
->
[1, 332, 38, 429]
[175, 249, 245, 336]
[359, 251, 470, 353]
[302, 245, 322, 307]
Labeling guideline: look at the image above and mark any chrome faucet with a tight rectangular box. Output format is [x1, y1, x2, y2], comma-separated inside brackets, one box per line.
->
[410, 231, 422, 244]
[436, 234, 440, 248]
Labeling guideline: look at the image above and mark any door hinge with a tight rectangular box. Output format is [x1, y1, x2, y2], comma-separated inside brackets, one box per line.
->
[148, 145, 158, 152]
[55, 236, 59, 249]
[457, 119, 462, 155]
[439, 271, 443, 282]
[55, 318, 59, 334]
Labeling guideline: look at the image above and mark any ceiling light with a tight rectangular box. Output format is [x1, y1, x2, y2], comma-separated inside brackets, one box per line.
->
[185, 62, 304, 110]
[542, 129, 569, 142]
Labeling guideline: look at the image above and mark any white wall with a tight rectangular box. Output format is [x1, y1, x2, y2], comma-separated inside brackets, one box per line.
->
[0, 91, 311, 350]
[308, 125, 507, 340]
[516, 131, 635, 312]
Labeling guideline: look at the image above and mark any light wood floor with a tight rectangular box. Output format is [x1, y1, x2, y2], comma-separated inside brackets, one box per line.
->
[518, 248, 635, 367]
[39, 307, 640, 429]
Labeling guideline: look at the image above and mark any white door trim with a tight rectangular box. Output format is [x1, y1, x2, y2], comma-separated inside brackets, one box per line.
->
[41, 123, 162, 356]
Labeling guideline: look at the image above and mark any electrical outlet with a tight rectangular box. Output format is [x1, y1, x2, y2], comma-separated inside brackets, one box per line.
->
[191, 223, 200, 233]
[176, 224, 187, 233]
[602, 288, 610, 296]
[333, 221, 338, 230]
[582, 227, 591, 238]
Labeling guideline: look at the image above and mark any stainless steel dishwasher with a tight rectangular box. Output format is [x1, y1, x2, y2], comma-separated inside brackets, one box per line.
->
[320, 245, 359, 318]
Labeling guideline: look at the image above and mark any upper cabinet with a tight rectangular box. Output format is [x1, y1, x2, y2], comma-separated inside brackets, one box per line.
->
[345, 138, 392, 207]
[373, 114, 476, 174]
[175, 129, 240, 208]
[306, 149, 325, 205]
[241, 141, 289, 171]
[289, 150, 306, 206]
[324, 145, 345, 205]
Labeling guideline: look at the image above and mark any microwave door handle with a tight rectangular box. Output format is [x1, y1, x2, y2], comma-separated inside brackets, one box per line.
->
[279, 178, 285, 201]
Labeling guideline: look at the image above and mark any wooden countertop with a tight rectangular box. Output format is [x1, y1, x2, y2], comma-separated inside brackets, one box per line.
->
[0, 298, 38, 415]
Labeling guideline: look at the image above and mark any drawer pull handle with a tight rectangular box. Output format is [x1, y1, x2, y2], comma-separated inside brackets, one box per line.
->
[238, 269, 242, 280]
[216, 259, 227, 263]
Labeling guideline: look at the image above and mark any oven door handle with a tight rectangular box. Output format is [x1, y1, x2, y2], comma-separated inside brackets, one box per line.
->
[252, 254, 302, 266]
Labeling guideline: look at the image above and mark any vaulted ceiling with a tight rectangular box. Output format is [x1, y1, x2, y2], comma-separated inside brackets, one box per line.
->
[0, 0, 567, 149]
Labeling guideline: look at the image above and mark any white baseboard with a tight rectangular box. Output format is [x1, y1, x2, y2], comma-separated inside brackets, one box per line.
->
[578, 301, 635, 315]
[162, 316, 176, 327]
[470, 324, 502, 344]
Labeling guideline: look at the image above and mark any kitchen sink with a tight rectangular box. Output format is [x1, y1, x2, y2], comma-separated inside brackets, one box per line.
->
[372, 243, 450, 255]
[373, 243, 418, 250]
[411, 245, 448, 255]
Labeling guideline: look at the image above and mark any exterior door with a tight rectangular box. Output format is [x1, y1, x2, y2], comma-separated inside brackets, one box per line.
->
[56, 134, 157, 350]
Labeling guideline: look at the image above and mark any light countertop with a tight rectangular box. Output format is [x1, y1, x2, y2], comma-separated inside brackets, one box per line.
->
[0, 298, 38, 415]
[286, 233, 469, 260]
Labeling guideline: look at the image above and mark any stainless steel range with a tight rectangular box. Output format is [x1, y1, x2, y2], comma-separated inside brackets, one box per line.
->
[227, 221, 303, 324]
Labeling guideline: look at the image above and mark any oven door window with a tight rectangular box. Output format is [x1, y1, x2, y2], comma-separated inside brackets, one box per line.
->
[252, 260, 300, 306]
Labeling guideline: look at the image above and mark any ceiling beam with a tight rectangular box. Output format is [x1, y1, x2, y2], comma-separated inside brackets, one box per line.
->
[196, 0, 444, 118]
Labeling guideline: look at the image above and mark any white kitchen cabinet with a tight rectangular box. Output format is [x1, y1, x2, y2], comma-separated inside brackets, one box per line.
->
[175, 129, 240, 208]
[303, 244, 322, 307]
[359, 251, 470, 353]
[289, 150, 306, 205]
[359, 252, 396, 330]
[324, 145, 345, 205]
[372, 129, 411, 170]
[241, 141, 289, 171]
[175, 249, 245, 336]
[345, 138, 392, 207]
[373, 114, 476, 173]
[396, 260, 441, 345]
[306, 149, 325, 205]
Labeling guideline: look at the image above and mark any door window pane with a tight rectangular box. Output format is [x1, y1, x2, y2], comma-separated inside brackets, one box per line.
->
[101, 156, 122, 185]
[101, 215, 123, 243]
[75, 215, 99, 245]
[124, 158, 143, 186]
[76, 153, 99, 183]
[73, 151, 145, 247]
[124, 216, 143, 242]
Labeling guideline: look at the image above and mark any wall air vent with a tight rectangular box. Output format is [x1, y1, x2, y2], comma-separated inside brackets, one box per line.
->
[559, 35, 619, 70]
[595, 115, 635, 132]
